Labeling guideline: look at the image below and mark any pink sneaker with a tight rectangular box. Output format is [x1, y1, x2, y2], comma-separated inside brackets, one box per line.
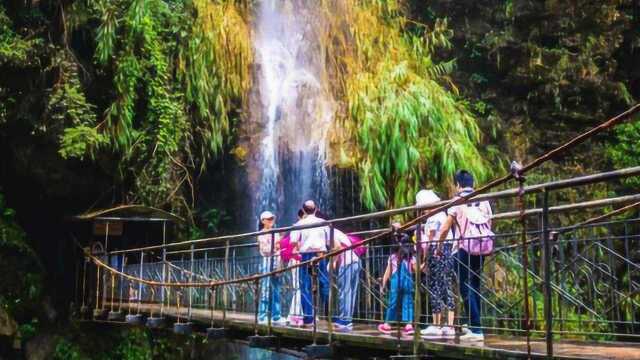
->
[403, 324, 414, 335]
[378, 323, 392, 334]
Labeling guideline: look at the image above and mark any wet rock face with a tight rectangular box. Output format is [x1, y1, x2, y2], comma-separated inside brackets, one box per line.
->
[0, 308, 17, 337]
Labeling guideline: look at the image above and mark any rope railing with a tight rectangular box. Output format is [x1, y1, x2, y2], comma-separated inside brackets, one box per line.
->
[81, 104, 640, 358]
[86, 103, 640, 287]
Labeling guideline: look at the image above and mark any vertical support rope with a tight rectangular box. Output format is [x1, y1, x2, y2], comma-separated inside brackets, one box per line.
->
[110, 273, 115, 312]
[81, 257, 87, 309]
[254, 279, 260, 336]
[118, 257, 126, 312]
[102, 222, 109, 311]
[95, 263, 101, 310]
[210, 286, 215, 328]
[512, 161, 531, 358]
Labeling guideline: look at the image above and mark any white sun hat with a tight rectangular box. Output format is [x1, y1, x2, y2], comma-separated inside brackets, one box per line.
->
[415, 189, 441, 206]
[260, 211, 275, 220]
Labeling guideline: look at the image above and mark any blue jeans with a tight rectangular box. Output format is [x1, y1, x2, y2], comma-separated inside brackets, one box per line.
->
[300, 253, 329, 324]
[258, 257, 281, 321]
[337, 261, 360, 325]
[456, 249, 483, 333]
[385, 262, 414, 323]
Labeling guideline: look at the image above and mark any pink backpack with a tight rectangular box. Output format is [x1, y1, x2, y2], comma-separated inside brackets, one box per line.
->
[458, 203, 494, 255]
[348, 235, 367, 257]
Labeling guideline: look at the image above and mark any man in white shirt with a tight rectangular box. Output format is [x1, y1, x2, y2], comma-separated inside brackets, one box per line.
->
[289, 200, 336, 326]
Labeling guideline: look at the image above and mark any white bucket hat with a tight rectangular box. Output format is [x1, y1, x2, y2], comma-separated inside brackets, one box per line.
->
[260, 211, 275, 220]
[415, 189, 440, 206]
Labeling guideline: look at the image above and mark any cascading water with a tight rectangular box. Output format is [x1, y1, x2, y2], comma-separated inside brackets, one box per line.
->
[250, 0, 335, 225]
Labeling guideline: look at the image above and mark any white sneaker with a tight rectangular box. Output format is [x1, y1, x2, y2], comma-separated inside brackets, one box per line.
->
[441, 326, 456, 338]
[272, 318, 287, 326]
[459, 331, 484, 342]
[460, 325, 471, 335]
[420, 325, 443, 338]
[258, 319, 268, 325]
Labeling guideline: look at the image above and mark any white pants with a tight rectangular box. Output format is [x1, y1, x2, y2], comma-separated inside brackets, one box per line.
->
[288, 259, 302, 318]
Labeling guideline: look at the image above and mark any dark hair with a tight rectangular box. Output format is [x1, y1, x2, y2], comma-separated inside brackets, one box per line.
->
[454, 169, 474, 188]
[297, 208, 305, 219]
[393, 232, 414, 261]
[302, 201, 316, 215]
[258, 220, 264, 231]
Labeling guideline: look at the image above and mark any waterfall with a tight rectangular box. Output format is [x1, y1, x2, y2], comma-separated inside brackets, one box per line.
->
[250, 0, 335, 225]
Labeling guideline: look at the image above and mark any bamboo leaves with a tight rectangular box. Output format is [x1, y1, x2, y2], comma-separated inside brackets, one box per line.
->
[325, 0, 487, 209]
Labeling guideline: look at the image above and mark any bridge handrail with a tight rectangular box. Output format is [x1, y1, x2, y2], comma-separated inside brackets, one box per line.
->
[108, 166, 640, 255]
[159, 193, 640, 256]
[90, 102, 640, 286]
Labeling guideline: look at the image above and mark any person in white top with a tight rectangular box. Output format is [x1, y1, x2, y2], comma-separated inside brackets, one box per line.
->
[256, 211, 284, 324]
[415, 190, 456, 339]
[289, 200, 339, 326]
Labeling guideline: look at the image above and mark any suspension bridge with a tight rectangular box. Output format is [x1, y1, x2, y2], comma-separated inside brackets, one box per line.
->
[71, 105, 640, 359]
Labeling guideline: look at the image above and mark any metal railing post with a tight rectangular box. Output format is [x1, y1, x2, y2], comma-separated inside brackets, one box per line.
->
[413, 220, 423, 355]
[312, 260, 319, 345]
[224, 240, 229, 327]
[542, 186, 554, 358]
[161, 221, 167, 316]
[138, 251, 144, 315]
[327, 225, 335, 345]
[189, 244, 194, 321]
[267, 232, 275, 335]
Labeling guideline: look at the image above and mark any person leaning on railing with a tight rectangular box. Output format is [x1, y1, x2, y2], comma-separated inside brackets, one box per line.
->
[257, 210, 285, 325]
[415, 189, 457, 340]
[289, 200, 341, 328]
[435, 170, 493, 342]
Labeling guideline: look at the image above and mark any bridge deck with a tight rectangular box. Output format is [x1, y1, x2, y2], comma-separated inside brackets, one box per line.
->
[121, 303, 640, 359]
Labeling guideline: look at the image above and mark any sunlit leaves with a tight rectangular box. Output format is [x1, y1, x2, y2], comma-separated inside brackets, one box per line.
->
[325, 0, 487, 209]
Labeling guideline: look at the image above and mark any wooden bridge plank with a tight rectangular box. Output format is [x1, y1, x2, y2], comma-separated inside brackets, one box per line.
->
[114, 303, 640, 360]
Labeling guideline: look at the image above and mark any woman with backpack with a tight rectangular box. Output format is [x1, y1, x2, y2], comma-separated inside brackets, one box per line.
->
[281, 209, 304, 326]
[378, 228, 416, 335]
[415, 190, 456, 339]
[435, 170, 494, 342]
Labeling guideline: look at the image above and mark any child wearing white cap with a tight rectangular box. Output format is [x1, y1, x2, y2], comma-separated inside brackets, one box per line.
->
[257, 210, 284, 324]
[415, 190, 456, 339]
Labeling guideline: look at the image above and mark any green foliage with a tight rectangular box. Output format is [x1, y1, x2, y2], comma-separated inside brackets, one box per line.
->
[0, 6, 40, 66]
[57, 0, 251, 218]
[112, 328, 152, 360]
[0, 192, 43, 322]
[54, 337, 86, 360]
[326, 1, 487, 209]
[608, 116, 640, 187]
[48, 52, 107, 159]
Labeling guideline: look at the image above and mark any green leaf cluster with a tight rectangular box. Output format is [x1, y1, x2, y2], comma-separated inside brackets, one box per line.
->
[57, 0, 251, 217]
[325, 0, 487, 209]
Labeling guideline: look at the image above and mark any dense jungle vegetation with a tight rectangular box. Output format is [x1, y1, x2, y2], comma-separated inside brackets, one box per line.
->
[0, 0, 638, 358]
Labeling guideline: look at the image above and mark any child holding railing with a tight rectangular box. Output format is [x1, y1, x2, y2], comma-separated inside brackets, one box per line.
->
[378, 228, 416, 335]
[257, 210, 284, 324]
